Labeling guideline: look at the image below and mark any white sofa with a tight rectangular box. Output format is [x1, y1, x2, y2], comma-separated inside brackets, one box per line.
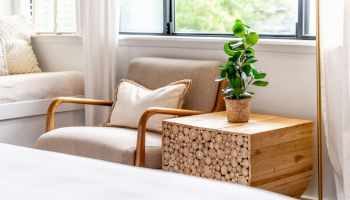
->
[0, 71, 85, 147]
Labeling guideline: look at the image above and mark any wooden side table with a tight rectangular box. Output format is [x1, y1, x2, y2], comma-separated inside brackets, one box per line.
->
[162, 112, 314, 198]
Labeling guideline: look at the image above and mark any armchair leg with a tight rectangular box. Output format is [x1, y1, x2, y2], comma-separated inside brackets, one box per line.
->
[135, 107, 204, 168]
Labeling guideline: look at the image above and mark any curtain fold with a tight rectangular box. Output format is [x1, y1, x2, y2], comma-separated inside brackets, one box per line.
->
[320, 0, 350, 199]
[77, 0, 120, 126]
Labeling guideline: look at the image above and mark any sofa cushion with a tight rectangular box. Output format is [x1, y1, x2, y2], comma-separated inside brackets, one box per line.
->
[35, 127, 162, 169]
[105, 79, 191, 133]
[0, 71, 84, 104]
[0, 15, 40, 74]
[0, 37, 7, 76]
[127, 57, 222, 112]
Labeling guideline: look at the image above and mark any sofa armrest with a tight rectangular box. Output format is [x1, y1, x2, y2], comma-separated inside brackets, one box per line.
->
[135, 107, 205, 167]
[46, 97, 113, 132]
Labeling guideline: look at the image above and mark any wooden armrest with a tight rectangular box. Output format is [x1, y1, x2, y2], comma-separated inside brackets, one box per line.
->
[135, 107, 205, 167]
[46, 97, 113, 132]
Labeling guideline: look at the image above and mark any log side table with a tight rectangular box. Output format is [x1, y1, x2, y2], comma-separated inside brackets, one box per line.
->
[162, 112, 314, 198]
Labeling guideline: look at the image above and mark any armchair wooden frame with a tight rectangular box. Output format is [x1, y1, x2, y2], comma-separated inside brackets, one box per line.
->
[45, 81, 226, 168]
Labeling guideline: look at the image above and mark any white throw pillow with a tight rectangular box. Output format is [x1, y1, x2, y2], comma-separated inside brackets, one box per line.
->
[0, 37, 8, 76]
[0, 15, 40, 74]
[105, 79, 192, 133]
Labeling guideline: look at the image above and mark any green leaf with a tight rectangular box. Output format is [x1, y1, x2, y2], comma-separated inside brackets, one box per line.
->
[228, 52, 243, 63]
[227, 75, 234, 87]
[235, 19, 243, 24]
[218, 65, 225, 69]
[222, 88, 233, 96]
[215, 69, 227, 82]
[224, 41, 243, 57]
[253, 80, 269, 87]
[246, 47, 255, 57]
[233, 77, 241, 88]
[242, 63, 252, 75]
[254, 72, 267, 79]
[241, 71, 248, 80]
[247, 92, 255, 95]
[224, 62, 231, 67]
[233, 88, 244, 98]
[220, 70, 226, 77]
[251, 68, 258, 77]
[232, 50, 243, 62]
[242, 37, 248, 47]
[245, 57, 257, 63]
[228, 67, 235, 75]
[224, 43, 235, 56]
[232, 21, 245, 38]
[246, 32, 259, 46]
[243, 92, 254, 98]
[225, 62, 236, 75]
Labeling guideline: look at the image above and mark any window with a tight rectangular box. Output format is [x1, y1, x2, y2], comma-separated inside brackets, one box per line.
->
[30, 0, 315, 39]
[120, 0, 316, 39]
[32, 0, 76, 33]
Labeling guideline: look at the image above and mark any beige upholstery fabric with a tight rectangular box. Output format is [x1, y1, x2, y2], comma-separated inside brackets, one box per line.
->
[35, 58, 222, 169]
[0, 15, 40, 74]
[36, 127, 162, 169]
[127, 57, 222, 112]
[105, 79, 191, 132]
[0, 71, 84, 103]
[0, 37, 7, 76]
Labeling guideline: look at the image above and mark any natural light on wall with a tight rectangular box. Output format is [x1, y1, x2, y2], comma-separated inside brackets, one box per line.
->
[32, 0, 76, 33]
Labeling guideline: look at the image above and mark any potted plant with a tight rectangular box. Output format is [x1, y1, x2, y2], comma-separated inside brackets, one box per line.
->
[216, 19, 268, 123]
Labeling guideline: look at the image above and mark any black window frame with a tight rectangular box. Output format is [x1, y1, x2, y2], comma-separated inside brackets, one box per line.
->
[120, 0, 315, 40]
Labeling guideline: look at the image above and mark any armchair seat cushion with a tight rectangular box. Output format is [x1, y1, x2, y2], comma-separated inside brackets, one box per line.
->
[35, 127, 162, 169]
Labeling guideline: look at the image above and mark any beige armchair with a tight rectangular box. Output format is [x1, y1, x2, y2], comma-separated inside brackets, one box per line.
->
[35, 57, 225, 169]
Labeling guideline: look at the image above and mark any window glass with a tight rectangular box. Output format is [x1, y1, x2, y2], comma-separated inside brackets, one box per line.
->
[33, 0, 55, 32]
[56, 0, 76, 33]
[175, 0, 298, 35]
[33, 0, 76, 33]
[120, 0, 163, 33]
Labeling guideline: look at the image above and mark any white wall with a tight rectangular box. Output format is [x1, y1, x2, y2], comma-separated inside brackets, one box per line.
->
[31, 35, 336, 200]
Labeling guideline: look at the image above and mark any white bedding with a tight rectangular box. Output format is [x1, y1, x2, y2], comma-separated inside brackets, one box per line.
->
[0, 71, 84, 103]
[0, 144, 295, 200]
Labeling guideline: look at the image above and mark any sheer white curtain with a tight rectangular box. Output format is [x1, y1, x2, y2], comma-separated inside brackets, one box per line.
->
[77, 0, 120, 126]
[320, 0, 350, 199]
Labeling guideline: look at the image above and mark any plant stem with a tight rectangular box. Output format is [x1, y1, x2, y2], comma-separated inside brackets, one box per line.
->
[243, 77, 253, 93]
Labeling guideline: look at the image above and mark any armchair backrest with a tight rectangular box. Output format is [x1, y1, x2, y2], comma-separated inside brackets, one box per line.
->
[126, 57, 223, 112]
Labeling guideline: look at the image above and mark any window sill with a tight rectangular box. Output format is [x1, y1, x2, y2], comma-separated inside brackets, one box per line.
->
[118, 35, 315, 54]
[32, 35, 82, 44]
[119, 35, 315, 46]
[31, 34, 316, 54]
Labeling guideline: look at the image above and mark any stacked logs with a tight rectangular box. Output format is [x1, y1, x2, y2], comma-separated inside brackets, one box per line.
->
[162, 123, 250, 185]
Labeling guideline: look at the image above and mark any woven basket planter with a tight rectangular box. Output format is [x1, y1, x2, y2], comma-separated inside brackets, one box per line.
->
[224, 98, 251, 123]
